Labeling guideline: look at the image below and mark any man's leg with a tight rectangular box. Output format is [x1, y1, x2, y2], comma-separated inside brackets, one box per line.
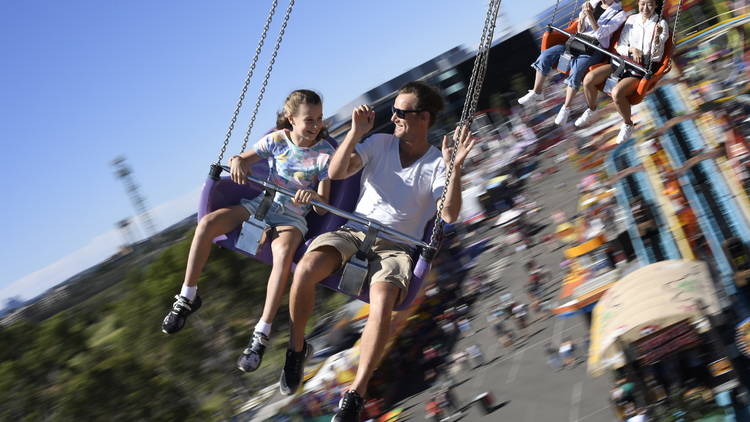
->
[349, 282, 400, 397]
[280, 245, 343, 396]
[288, 246, 342, 351]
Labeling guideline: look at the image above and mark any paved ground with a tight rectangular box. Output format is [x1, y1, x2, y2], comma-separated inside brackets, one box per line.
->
[394, 139, 617, 422]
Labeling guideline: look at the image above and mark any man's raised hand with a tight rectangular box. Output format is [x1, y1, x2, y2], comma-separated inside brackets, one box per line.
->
[442, 124, 475, 169]
[351, 104, 375, 136]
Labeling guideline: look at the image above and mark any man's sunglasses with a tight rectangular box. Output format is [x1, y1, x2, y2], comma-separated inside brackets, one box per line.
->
[391, 106, 424, 119]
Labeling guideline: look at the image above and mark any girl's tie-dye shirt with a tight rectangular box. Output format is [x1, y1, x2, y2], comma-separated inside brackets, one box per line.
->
[253, 130, 336, 216]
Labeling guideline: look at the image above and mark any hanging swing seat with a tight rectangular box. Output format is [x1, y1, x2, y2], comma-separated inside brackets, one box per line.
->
[198, 0, 500, 311]
[198, 159, 436, 311]
[589, 35, 673, 105]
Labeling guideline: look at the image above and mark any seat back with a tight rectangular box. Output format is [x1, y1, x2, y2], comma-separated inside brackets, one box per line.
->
[541, 20, 579, 51]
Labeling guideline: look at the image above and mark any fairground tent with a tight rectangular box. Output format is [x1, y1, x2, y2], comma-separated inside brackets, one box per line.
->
[587, 260, 722, 377]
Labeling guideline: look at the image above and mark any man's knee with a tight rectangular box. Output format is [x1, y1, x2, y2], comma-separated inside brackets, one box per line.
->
[294, 246, 341, 283]
[368, 282, 401, 315]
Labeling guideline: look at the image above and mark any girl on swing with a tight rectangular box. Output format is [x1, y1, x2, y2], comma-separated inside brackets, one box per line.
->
[518, 0, 627, 126]
[161, 89, 336, 373]
[576, 0, 669, 143]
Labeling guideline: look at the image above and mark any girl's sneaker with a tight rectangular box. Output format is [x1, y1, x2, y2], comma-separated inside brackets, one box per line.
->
[616, 123, 634, 143]
[574, 108, 595, 127]
[237, 332, 269, 372]
[161, 295, 202, 334]
[518, 90, 543, 105]
[554, 106, 571, 126]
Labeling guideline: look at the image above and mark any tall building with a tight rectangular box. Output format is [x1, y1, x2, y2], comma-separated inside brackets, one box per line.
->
[325, 30, 541, 145]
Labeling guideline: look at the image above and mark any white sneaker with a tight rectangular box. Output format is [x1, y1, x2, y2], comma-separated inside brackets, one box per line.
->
[574, 108, 596, 128]
[554, 106, 571, 126]
[518, 90, 543, 105]
[616, 123, 634, 143]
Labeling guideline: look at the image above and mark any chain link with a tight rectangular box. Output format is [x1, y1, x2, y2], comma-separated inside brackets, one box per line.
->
[429, 0, 502, 248]
[240, 0, 295, 152]
[216, 0, 279, 164]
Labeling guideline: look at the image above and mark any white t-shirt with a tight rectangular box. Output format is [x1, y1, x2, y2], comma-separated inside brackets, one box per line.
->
[349, 134, 446, 242]
[578, 0, 628, 49]
[615, 14, 670, 63]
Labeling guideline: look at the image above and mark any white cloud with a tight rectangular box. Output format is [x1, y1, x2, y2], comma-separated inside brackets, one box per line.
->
[0, 185, 202, 303]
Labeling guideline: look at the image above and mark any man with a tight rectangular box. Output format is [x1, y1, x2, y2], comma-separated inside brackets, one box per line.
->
[278, 81, 474, 422]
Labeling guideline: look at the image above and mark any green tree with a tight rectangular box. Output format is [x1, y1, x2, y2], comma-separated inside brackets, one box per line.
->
[57, 352, 196, 421]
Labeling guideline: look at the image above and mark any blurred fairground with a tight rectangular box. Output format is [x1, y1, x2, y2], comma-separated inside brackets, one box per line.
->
[4, 0, 750, 421]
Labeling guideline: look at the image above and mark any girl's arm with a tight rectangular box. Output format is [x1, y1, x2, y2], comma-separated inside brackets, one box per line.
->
[594, 9, 630, 44]
[313, 179, 330, 215]
[650, 19, 670, 62]
[291, 179, 330, 215]
[615, 16, 633, 57]
[229, 150, 263, 185]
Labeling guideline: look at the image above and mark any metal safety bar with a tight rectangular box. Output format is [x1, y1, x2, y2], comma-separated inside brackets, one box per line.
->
[548, 25, 651, 77]
[218, 165, 436, 251]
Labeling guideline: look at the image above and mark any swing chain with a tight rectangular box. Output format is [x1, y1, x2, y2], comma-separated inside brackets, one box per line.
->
[216, 0, 279, 165]
[570, 0, 582, 25]
[429, 0, 501, 249]
[645, 0, 667, 71]
[550, 0, 561, 28]
[240, 0, 296, 153]
[672, 0, 684, 45]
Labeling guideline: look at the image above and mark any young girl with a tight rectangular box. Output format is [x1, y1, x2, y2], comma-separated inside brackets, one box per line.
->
[577, 0, 669, 142]
[161, 89, 336, 373]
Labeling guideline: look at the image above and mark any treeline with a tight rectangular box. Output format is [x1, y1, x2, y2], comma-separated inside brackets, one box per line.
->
[0, 227, 345, 421]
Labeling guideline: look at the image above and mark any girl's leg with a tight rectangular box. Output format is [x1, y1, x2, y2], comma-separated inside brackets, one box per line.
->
[531, 45, 565, 93]
[183, 205, 250, 287]
[563, 86, 576, 107]
[259, 226, 303, 324]
[582, 65, 614, 110]
[237, 225, 303, 372]
[533, 71, 548, 95]
[611, 77, 640, 125]
[565, 52, 605, 107]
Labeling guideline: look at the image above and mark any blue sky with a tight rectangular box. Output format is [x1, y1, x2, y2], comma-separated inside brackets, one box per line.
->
[0, 0, 553, 303]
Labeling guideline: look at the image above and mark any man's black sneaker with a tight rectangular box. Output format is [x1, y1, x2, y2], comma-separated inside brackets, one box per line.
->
[237, 332, 269, 372]
[331, 390, 365, 422]
[279, 341, 312, 395]
[161, 295, 202, 334]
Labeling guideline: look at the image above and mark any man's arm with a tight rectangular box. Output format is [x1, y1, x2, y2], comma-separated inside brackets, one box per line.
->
[439, 125, 475, 223]
[440, 166, 464, 224]
[328, 105, 375, 180]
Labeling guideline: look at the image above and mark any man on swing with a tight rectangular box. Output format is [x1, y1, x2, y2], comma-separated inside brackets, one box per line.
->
[279, 81, 474, 422]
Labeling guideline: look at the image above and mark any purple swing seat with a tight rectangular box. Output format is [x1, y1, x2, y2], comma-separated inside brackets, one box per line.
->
[197, 159, 433, 311]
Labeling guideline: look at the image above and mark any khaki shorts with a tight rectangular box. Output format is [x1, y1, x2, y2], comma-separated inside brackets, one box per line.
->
[307, 226, 414, 305]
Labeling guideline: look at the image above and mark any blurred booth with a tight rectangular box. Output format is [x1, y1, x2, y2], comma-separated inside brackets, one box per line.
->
[588, 260, 745, 421]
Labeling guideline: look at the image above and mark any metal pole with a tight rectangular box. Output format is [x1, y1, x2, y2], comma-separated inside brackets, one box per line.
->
[219, 165, 436, 251]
